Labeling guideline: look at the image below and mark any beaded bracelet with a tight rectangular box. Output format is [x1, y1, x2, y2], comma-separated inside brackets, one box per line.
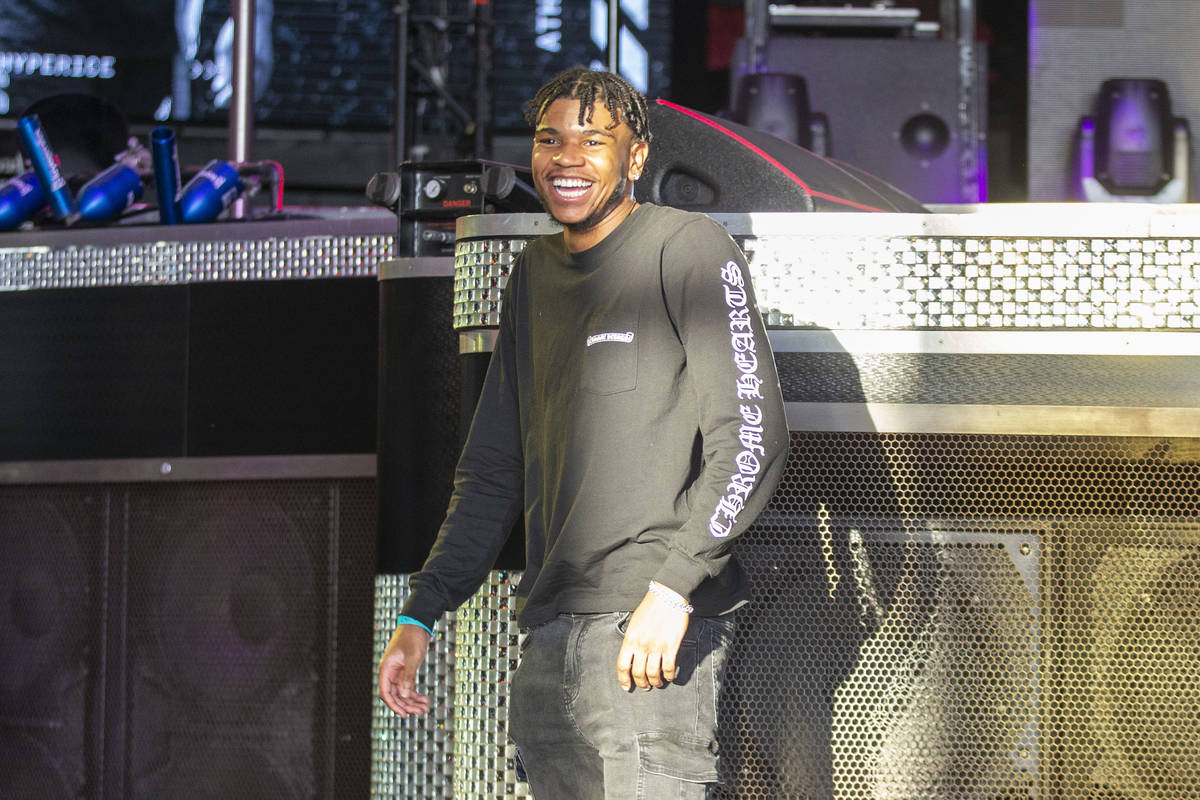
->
[648, 581, 694, 614]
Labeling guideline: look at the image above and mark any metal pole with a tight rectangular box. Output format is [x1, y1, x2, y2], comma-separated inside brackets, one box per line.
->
[229, 0, 255, 218]
[957, 0, 981, 201]
[743, 0, 768, 73]
[957, 0, 976, 50]
[607, 0, 619, 73]
[474, 0, 492, 158]
[391, 1, 410, 167]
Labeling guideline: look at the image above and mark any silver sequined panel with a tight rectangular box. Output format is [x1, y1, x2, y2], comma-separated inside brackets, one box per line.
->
[0, 223, 394, 290]
[452, 238, 525, 330]
[450, 572, 530, 800]
[452, 212, 1200, 331]
[371, 575, 456, 800]
[372, 572, 531, 800]
[745, 235, 1200, 330]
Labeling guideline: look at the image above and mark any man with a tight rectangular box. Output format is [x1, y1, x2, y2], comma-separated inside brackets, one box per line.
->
[379, 67, 787, 798]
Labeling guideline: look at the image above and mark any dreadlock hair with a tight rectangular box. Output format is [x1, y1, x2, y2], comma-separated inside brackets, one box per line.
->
[524, 67, 652, 144]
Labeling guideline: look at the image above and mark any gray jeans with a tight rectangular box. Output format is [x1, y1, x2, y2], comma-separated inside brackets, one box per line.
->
[508, 611, 735, 800]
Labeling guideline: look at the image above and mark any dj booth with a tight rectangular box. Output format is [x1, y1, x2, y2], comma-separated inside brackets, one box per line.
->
[377, 204, 1200, 800]
[3, 204, 1200, 799]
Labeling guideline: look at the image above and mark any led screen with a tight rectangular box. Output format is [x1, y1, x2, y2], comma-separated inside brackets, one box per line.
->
[0, 0, 670, 131]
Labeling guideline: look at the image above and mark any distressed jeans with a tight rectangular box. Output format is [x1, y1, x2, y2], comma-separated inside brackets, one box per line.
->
[508, 611, 735, 800]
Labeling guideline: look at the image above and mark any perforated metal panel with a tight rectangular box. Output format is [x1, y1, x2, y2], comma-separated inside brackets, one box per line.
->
[720, 431, 1200, 799]
[379, 434, 1200, 800]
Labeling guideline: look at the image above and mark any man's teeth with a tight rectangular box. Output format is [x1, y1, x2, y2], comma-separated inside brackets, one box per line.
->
[553, 178, 591, 197]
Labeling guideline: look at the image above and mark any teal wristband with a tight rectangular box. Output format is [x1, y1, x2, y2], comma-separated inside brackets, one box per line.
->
[396, 615, 433, 635]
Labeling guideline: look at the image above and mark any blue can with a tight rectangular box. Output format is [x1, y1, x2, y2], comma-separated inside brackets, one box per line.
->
[78, 163, 145, 221]
[151, 126, 183, 225]
[15, 115, 77, 221]
[0, 172, 45, 230]
[180, 159, 245, 223]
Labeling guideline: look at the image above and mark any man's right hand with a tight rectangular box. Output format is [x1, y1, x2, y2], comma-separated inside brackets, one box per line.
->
[378, 624, 433, 717]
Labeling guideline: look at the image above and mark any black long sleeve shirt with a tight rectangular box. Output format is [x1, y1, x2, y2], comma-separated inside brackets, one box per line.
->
[402, 203, 787, 628]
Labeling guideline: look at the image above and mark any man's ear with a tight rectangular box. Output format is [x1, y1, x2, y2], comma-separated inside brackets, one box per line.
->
[629, 141, 649, 180]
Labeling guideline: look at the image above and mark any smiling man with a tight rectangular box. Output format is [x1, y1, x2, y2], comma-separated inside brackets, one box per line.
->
[530, 78, 648, 250]
[379, 67, 787, 799]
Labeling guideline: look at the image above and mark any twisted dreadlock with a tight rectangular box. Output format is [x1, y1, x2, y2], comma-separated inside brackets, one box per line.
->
[524, 67, 652, 144]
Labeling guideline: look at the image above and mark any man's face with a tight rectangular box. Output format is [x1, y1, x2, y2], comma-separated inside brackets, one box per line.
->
[531, 97, 648, 247]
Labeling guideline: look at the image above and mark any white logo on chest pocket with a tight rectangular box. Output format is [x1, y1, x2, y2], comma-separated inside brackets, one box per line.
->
[586, 331, 635, 347]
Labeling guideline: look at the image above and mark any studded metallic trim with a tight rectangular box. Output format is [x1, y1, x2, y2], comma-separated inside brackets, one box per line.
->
[371, 574, 456, 800]
[452, 210, 1200, 331]
[371, 572, 530, 800]
[452, 237, 525, 330]
[0, 215, 396, 290]
[450, 571, 531, 800]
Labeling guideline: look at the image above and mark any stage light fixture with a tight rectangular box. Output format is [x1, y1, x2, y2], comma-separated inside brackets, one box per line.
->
[1078, 78, 1191, 202]
[732, 72, 830, 156]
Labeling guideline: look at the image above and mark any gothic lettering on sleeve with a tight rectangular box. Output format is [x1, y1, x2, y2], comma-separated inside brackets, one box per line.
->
[709, 258, 772, 539]
[737, 374, 764, 401]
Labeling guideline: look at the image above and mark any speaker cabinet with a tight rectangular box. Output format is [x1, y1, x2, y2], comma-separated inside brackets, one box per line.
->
[376, 269, 463, 574]
[746, 37, 986, 203]
[0, 278, 378, 463]
[0, 471, 376, 799]
[716, 431, 1200, 800]
[411, 433, 1200, 800]
[0, 488, 105, 799]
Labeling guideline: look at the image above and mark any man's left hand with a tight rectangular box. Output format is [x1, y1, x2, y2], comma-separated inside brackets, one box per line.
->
[616, 588, 690, 691]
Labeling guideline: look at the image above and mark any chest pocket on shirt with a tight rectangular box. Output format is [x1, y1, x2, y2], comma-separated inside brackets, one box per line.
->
[582, 312, 639, 395]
